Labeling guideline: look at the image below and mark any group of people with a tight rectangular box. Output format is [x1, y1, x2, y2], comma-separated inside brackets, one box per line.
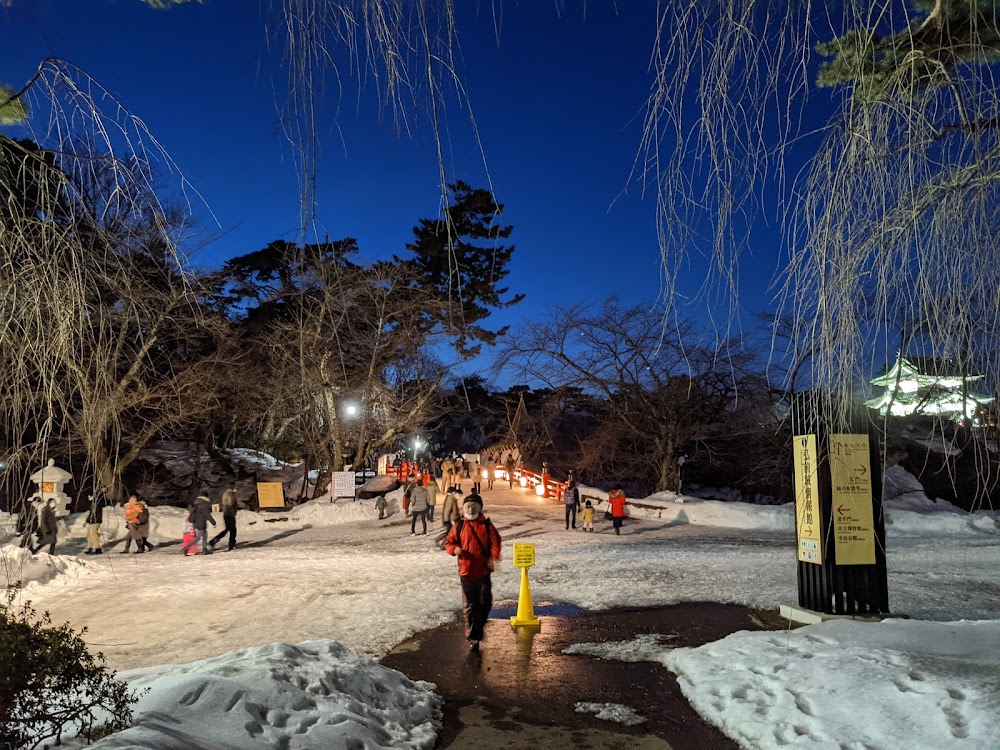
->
[560, 474, 630, 535]
[181, 488, 240, 555]
[16, 486, 245, 558]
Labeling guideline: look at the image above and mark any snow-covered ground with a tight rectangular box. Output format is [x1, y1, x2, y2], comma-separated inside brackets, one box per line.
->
[3, 469, 997, 749]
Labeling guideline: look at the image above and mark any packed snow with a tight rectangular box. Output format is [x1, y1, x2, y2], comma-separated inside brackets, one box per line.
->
[2, 465, 997, 749]
[574, 702, 646, 726]
[67, 641, 440, 750]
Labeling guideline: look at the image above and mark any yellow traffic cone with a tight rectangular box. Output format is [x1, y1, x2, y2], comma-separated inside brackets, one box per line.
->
[510, 566, 541, 628]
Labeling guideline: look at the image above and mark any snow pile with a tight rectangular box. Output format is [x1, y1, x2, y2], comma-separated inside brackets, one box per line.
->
[1, 544, 93, 588]
[74, 640, 440, 750]
[289, 495, 393, 525]
[882, 466, 998, 534]
[665, 619, 1000, 750]
[574, 702, 645, 726]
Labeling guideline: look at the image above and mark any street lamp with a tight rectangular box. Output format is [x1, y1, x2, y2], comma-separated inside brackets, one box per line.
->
[412, 437, 423, 461]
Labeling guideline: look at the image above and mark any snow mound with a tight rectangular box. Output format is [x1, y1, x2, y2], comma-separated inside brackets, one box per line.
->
[882, 466, 998, 534]
[1, 544, 93, 588]
[283, 496, 381, 525]
[665, 619, 1000, 750]
[80, 640, 440, 750]
[575, 702, 645, 726]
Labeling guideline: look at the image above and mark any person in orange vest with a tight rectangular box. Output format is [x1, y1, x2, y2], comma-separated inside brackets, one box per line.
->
[444, 494, 501, 651]
[607, 485, 628, 536]
[122, 495, 145, 553]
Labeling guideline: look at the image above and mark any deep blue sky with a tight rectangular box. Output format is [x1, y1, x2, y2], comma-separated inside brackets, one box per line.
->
[2, 1, 791, 374]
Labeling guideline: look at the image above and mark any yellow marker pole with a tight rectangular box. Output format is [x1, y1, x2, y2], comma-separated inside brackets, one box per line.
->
[510, 542, 541, 628]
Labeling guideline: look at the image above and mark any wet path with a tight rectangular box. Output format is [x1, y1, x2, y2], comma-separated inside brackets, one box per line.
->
[382, 601, 781, 749]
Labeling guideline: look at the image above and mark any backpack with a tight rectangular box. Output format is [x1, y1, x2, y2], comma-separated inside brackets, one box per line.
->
[138, 504, 150, 525]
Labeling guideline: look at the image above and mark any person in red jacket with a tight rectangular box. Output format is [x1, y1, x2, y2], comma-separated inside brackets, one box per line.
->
[607, 485, 628, 535]
[444, 493, 502, 651]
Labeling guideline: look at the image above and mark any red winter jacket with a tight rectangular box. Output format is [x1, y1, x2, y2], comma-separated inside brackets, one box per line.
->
[608, 489, 627, 518]
[445, 515, 501, 580]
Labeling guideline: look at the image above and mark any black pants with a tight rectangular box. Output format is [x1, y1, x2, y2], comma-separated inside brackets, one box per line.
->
[460, 575, 493, 642]
[565, 504, 578, 529]
[411, 510, 427, 534]
[472, 481, 481, 493]
[31, 532, 56, 555]
[210, 515, 237, 550]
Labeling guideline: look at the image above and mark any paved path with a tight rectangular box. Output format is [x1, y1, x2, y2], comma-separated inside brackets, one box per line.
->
[382, 601, 773, 749]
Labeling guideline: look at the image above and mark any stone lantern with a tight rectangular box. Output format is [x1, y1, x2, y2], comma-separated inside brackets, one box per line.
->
[29, 459, 73, 518]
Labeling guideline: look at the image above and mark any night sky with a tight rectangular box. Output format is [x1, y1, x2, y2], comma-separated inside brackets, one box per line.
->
[2, 1, 796, 373]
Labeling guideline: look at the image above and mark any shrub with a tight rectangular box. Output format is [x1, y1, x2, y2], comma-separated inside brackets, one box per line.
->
[0, 594, 139, 749]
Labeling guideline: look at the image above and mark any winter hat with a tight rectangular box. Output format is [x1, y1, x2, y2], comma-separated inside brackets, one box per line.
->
[462, 493, 483, 511]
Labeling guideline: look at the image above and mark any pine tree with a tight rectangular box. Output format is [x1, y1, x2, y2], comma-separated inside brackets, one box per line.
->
[399, 181, 523, 357]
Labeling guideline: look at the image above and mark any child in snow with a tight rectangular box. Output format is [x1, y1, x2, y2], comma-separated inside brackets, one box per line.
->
[375, 494, 387, 520]
[581, 499, 594, 532]
[181, 509, 198, 556]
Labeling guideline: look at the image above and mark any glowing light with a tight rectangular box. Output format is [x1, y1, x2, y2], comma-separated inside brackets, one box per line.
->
[535, 484, 545, 496]
[482, 470, 489, 479]
[519, 476, 528, 488]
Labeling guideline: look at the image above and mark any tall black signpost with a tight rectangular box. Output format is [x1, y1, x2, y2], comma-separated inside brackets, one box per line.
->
[792, 404, 890, 616]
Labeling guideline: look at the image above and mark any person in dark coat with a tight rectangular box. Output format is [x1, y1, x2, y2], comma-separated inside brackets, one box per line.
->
[182, 495, 216, 555]
[209, 487, 239, 551]
[444, 494, 501, 651]
[563, 477, 581, 530]
[31, 499, 58, 555]
[17, 497, 40, 549]
[85, 495, 104, 554]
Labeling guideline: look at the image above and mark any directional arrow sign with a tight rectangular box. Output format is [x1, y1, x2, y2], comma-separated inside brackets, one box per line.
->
[837, 504, 848, 516]
[856, 465, 868, 476]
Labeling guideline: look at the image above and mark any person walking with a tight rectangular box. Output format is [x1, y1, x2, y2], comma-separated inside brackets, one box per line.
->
[425, 478, 438, 522]
[408, 479, 429, 535]
[209, 487, 239, 551]
[441, 457, 454, 492]
[403, 474, 418, 517]
[436, 485, 461, 549]
[182, 495, 216, 555]
[137, 497, 154, 552]
[31, 499, 58, 555]
[84, 495, 104, 554]
[17, 497, 40, 549]
[608, 485, 628, 535]
[375, 494, 387, 519]
[581, 499, 595, 532]
[563, 477, 581, 530]
[471, 458, 482, 494]
[123, 494, 145, 554]
[445, 494, 502, 651]
[505, 455, 516, 489]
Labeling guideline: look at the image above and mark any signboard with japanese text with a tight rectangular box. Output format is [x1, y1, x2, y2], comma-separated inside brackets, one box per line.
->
[256, 482, 285, 509]
[793, 434, 823, 564]
[829, 434, 877, 565]
[333, 471, 356, 499]
[512, 543, 536, 569]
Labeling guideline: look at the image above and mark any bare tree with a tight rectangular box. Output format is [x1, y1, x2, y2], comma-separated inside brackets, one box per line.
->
[496, 300, 768, 493]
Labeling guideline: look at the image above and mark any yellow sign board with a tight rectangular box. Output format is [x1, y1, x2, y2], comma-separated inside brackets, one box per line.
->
[829, 434, 876, 565]
[512, 542, 536, 569]
[793, 434, 823, 564]
[256, 482, 286, 509]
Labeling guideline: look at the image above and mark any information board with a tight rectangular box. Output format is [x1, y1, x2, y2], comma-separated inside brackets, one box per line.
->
[512, 542, 536, 569]
[256, 482, 285, 509]
[829, 434, 876, 565]
[333, 471, 356, 499]
[793, 434, 823, 564]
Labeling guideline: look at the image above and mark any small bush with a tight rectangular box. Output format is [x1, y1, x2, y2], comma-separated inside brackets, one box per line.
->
[0, 593, 139, 749]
